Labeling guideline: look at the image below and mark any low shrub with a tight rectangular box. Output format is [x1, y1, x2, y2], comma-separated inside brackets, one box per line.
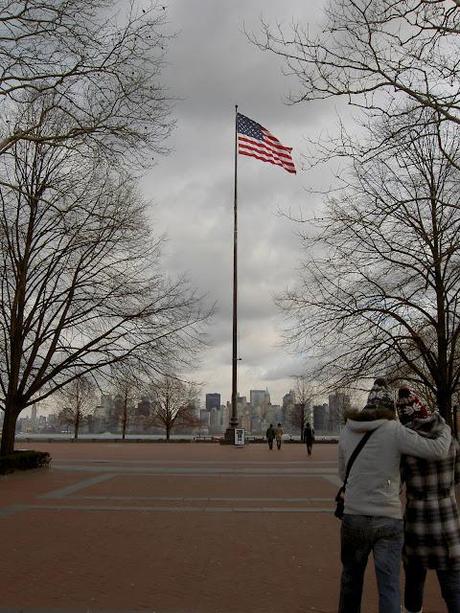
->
[0, 450, 51, 474]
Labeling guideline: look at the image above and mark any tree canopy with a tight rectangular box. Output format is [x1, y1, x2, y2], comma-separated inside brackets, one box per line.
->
[278, 112, 460, 419]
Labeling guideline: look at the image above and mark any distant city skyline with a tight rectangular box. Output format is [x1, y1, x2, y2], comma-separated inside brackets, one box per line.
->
[19, 376, 366, 427]
[14, 387, 351, 438]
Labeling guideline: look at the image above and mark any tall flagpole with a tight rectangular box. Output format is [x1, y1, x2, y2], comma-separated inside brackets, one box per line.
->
[230, 104, 239, 430]
[222, 110, 295, 443]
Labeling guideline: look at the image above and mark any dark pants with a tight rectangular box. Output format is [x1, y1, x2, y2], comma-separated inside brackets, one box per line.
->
[404, 556, 460, 613]
[339, 514, 403, 613]
[276, 438, 281, 450]
[306, 441, 313, 455]
[267, 439, 273, 450]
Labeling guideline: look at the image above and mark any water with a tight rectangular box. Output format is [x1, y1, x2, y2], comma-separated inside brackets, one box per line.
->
[15, 432, 204, 441]
[14, 432, 339, 442]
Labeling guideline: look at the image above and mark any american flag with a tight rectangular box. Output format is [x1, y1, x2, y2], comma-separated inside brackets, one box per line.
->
[236, 113, 296, 175]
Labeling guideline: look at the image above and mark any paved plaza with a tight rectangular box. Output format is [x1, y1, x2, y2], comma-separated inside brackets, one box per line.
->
[0, 442, 444, 612]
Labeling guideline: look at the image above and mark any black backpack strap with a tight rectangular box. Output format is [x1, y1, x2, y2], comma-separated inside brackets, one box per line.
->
[343, 430, 375, 487]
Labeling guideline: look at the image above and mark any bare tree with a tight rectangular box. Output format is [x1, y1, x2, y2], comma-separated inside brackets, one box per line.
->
[0, 0, 173, 164]
[57, 374, 96, 439]
[278, 113, 460, 423]
[0, 1, 203, 456]
[252, 0, 460, 165]
[250, 1, 460, 422]
[148, 375, 200, 440]
[0, 126, 208, 455]
[110, 369, 141, 440]
[288, 376, 316, 440]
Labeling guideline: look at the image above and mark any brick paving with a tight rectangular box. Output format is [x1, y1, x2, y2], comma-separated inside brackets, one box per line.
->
[0, 442, 444, 612]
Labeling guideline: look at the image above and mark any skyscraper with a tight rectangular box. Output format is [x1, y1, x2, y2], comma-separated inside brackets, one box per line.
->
[205, 393, 221, 411]
[250, 389, 270, 408]
[31, 404, 38, 431]
[328, 391, 350, 433]
[313, 403, 328, 432]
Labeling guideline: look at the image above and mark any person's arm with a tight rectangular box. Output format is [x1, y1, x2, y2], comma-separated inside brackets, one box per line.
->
[396, 420, 451, 459]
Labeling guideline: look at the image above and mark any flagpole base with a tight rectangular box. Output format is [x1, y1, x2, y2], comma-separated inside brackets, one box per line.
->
[221, 425, 239, 445]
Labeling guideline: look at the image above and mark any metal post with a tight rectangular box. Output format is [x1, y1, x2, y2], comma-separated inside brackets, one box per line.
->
[230, 104, 239, 429]
[223, 105, 239, 443]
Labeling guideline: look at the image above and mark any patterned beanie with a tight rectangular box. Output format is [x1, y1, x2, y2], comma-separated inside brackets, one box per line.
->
[396, 386, 429, 425]
[363, 377, 395, 413]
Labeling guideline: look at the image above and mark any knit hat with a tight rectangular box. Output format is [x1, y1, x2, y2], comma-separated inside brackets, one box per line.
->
[396, 385, 429, 425]
[362, 377, 395, 413]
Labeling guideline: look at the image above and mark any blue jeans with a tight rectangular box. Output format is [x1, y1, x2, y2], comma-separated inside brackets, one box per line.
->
[404, 556, 460, 613]
[339, 514, 404, 613]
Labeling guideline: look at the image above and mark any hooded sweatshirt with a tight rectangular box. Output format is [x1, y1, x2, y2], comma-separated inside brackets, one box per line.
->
[338, 409, 452, 519]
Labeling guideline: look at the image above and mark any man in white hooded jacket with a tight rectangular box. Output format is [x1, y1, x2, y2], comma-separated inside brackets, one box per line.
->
[337, 378, 452, 613]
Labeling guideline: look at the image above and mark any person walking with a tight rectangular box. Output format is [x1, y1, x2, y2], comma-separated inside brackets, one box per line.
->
[304, 422, 314, 456]
[275, 423, 283, 450]
[265, 423, 276, 450]
[338, 377, 452, 613]
[396, 385, 460, 613]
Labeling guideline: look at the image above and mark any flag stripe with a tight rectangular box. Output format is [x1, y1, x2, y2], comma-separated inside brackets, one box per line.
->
[239, 149, 295, 172]
[239, 149, 296, 174]
[238, 136, 292, 162]
[238, 142, 296, 170]
[238, 137, 296, 171]
[238, 135, 293, 159]
[261, 130, 293, 152]
[236, 113, 296, 175]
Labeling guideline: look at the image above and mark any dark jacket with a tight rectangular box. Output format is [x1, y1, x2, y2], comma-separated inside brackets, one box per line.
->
[266, 426, 275, 441]
[304, 425, 314, 443]
[401, 414, 460, 570]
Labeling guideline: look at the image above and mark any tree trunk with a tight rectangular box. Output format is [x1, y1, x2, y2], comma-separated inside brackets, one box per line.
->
[74, 411, 80, 440]
[122, 403, 128, 440]
[166, 425, 170, 441]
[0, 409, 19, 455]
[436, 385, 452, 427]
[453, 405, 458, 440]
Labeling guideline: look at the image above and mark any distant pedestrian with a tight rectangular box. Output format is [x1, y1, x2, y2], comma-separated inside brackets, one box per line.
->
[304, 422, 315, 456]
[266, 424, 276, 450]
[275, 423, 283, 450]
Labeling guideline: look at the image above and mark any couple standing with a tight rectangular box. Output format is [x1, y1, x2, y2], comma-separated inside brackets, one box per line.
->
[266, 423, 283, 450]
[338, 378, 460, 613]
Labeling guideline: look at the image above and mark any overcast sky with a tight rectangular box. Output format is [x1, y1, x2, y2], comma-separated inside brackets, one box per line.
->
[145, 0, 336, 406]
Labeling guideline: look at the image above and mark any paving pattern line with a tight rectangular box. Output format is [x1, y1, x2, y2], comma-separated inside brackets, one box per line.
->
[72, 495, 333, 502]
[321, 475, 343, 487]
[0, 504, 28, 518]
[0, 609, 198, 613]
[52, 458, 337, 466]
[18, 503, 335, 514]
[0, 609, 333, 613]
[51, 465, 338, 476]
[39, 474, 116, 499]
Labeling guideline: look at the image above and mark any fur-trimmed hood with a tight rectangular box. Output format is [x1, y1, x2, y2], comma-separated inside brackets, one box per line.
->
[344, 407, 397, 422]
